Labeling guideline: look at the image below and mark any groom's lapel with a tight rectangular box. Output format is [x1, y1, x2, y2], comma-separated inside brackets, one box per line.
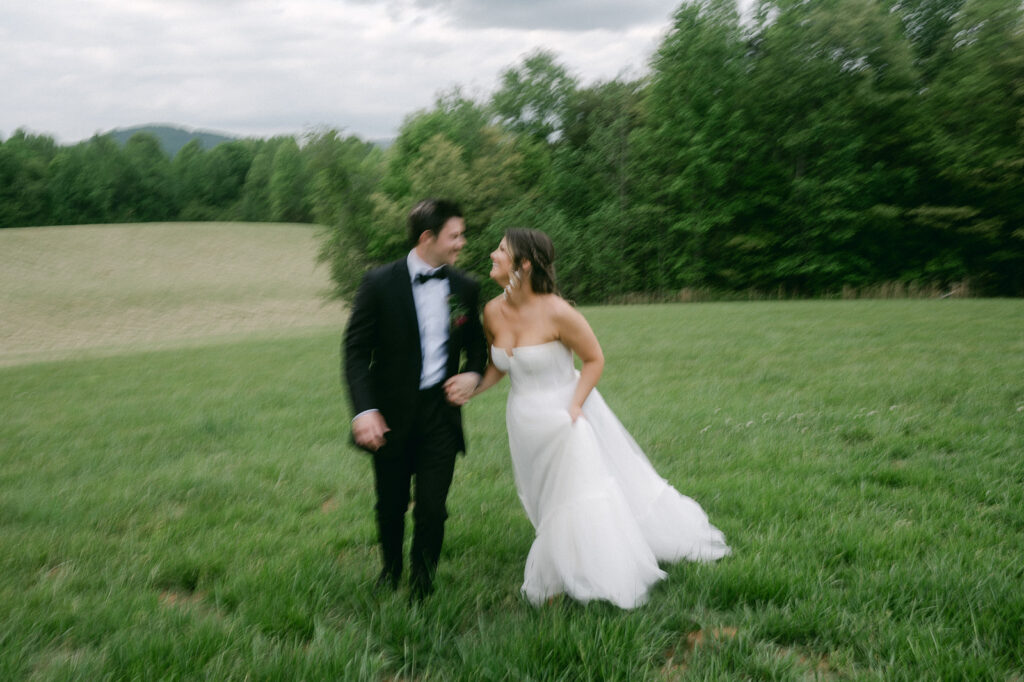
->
[449, 268, 471, 302]
[446, 271, 468, 354]
[392, 260, 420, 345]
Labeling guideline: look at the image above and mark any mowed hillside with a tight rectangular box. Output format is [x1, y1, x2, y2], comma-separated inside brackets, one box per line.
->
[1, 223, 345, 365]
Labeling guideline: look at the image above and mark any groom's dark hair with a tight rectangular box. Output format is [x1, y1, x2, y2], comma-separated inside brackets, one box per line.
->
[408, 198, 463, 245]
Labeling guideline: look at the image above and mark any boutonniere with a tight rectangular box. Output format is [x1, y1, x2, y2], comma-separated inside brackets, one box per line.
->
[448, 294, 470, 329]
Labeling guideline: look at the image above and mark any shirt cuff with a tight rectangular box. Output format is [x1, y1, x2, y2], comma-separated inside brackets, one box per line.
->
[352, 409, 380, 423]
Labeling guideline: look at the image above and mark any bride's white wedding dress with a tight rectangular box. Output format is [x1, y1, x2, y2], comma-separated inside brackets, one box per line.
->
[491, 341, 730, 609]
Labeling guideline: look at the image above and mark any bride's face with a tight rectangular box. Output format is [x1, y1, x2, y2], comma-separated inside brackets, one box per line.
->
[489, 238, 514, 284]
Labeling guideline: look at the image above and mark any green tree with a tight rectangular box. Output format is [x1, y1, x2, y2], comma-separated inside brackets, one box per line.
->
[916, 0, 1024, 292]
[631, 0, 749, 291]
[491, 49, 578, 144]
[118, 133, 175, 222]
[205, 141, 256, 219]
[562, 80, 645, 298]
[304, 130, 381, 227]
[48, 135, 123, 226]
[240, 138, 285, 222]
[416, 127, 526, 277]
[173, 139, 255, 220]
[308, 129, 386, 298]
[268, 137, 308, 223]
[173, 140, 215, 220]
[367, 127, 525, 281]
[334, 90, 530, 298]
[381, 89, 492, 199]
[887, 0, 967, 82]
[742, 0, 919, 292]
[0, 130, 57, 227]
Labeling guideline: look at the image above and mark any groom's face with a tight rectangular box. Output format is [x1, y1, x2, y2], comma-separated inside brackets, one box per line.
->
[421, 217, 467, 267]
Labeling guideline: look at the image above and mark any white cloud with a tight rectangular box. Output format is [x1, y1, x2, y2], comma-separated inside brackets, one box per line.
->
[403, 0, 679, 31]
[0, 0, 681, 144]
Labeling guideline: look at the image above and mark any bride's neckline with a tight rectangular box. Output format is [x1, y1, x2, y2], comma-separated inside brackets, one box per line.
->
[492, 339, 562, 356]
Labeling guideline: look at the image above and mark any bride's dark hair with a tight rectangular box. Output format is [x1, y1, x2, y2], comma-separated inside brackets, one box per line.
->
[505, 228, 558, 295]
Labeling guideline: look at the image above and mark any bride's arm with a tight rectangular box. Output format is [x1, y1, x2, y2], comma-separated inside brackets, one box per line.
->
[554, 299, 604, 421]
[470, 300, 506, 397]
[472, 363, 506, 397]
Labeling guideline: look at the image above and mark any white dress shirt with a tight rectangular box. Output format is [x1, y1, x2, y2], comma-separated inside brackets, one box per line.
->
[407, 250, 450, 389]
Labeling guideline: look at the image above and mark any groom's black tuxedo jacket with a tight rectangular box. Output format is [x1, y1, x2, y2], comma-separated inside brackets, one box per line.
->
[343, 258, 487, 453]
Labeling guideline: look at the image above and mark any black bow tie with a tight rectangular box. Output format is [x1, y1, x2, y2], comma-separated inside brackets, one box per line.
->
[414, 267, 448, 284]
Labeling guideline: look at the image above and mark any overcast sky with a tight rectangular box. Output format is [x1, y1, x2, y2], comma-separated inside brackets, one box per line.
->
[0, 0, 724, 145]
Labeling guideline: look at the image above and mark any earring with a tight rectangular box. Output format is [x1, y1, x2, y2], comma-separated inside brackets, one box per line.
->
[503, 269, 522, 301]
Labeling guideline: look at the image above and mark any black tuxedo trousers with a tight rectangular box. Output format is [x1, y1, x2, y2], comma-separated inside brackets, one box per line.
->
[373, 383, 460, 587]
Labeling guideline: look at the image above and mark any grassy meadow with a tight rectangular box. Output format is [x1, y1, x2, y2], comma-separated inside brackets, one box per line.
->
[2, 224, 1023, 680]
[0, 222, 342, 366]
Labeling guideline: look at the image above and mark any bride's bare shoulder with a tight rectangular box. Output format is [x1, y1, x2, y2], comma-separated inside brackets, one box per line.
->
[484, 296, 505, 313]
[545, 294, 578, 318]
[483, 296, 507, 323]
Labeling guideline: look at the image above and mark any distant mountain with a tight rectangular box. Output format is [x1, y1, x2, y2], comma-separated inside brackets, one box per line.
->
[107, 124, 238, 157]
[105, 123, 393, 155]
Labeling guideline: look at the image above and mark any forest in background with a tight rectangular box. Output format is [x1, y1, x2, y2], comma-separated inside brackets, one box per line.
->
[2, 0, 1022, 301]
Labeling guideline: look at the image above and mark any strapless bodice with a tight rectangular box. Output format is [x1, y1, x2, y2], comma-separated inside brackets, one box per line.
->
[491, 341, 577, 392]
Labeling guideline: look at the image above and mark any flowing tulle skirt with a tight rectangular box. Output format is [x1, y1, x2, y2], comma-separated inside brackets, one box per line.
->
[496, 342, 730, 609]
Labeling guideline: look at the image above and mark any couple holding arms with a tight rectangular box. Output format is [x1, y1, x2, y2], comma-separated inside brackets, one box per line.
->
[343, 198, 729, 608]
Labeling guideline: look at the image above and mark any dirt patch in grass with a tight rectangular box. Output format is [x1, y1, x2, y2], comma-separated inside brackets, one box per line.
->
[1, 222, 346, 365]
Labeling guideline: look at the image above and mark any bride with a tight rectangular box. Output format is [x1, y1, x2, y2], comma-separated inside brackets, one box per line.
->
[447, 228, 730, 609]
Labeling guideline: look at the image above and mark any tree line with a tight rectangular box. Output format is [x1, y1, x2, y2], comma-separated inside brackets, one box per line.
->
[0, 128, 379, 228]
[2, 0, 1021, 300]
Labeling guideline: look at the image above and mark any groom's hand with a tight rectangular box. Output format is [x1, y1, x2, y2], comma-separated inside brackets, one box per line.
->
[444, 372, 479, 406]
[352, 411, 390, 452]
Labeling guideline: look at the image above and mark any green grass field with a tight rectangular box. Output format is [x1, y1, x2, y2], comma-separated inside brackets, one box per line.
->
[2, 225, 1022, 680]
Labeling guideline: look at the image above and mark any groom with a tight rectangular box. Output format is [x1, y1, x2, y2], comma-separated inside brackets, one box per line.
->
[343, 198, 486, 600]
